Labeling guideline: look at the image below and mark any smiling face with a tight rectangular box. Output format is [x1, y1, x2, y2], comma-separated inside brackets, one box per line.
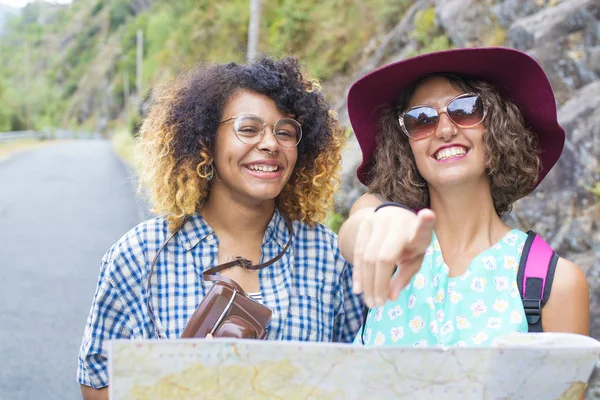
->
[211, 90, 298, 207]
[406, 76, 487, 189]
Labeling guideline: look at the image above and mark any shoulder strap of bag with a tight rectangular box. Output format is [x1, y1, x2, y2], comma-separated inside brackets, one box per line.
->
[516, 231, 558, 333]
[202, 215, 294, 291]
[359, 305, 369, 344]
[146, 212, 294, 338]
[146, 217, 189, 338]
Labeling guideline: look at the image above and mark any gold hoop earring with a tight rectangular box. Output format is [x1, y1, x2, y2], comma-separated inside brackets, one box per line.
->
[196, 163, 214, 181]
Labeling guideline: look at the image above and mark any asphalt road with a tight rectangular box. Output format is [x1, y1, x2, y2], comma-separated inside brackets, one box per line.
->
[0, 140, 144, 400]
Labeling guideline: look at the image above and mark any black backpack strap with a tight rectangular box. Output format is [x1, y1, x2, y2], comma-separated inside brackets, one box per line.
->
[359, 265, 402, 344]
[359, 305, 369, 344]
[517, 231, 558, 332]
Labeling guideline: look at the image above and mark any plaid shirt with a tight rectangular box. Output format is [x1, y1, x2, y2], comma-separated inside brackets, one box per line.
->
[77, 209, 363, 388]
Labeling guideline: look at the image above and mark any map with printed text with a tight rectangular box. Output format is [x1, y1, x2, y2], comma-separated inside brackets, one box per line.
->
[109, 333, 600, 400]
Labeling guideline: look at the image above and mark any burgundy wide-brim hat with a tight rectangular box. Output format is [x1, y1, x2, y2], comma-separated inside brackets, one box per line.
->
[348, 47, 565, 188]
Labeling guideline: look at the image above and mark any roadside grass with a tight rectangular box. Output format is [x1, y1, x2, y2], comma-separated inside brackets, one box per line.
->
[111, 128, 155, 219]
[324, 211, 348, 234]
[111, 129, 137, 169]
[0, 138, 48, 161]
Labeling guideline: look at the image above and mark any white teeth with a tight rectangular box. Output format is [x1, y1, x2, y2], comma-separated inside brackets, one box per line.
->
[435, 147, 466, 161]
[247, 164, 278, 172]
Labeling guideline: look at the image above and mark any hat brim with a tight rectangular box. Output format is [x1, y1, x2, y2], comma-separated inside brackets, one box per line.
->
[348, 47, 565, 188]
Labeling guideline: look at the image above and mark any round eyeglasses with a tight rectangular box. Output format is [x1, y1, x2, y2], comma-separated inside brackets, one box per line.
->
[399, 93, 487, 140]
[220, 114, 302, 148]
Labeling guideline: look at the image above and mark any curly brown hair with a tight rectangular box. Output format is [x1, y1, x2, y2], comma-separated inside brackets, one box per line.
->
[369, 73, 540, 216]
[135, 57, 344, 231]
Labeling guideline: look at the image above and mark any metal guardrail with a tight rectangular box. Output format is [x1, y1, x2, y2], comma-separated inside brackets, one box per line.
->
[0, 130, 101, 142]
[0, 130, 41, 142]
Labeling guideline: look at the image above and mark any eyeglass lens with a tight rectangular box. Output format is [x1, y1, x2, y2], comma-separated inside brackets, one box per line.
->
[232, 115, 301, 147]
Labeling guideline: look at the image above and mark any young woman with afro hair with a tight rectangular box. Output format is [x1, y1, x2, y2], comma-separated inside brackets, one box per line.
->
[78, 57, 363, 399]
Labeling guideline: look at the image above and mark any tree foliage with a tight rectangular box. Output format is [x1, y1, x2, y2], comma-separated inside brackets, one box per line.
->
[0, 0, 422, 131]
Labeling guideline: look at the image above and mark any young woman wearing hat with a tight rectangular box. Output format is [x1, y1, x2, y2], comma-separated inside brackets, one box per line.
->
[338, 47, 589, 347]
[78, 57, 363, 399]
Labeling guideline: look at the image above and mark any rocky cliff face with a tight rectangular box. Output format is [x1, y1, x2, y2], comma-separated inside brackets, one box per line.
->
[337, 1, 599, 392]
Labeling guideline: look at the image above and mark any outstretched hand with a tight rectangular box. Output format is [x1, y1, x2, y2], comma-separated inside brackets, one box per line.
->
[352, 207, 435, 308]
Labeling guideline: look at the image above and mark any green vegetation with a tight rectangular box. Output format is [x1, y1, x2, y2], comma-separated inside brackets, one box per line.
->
[484, 14, 506, 47]
[588, 182, 600, 198]
[411, 7, 437, 44]
[324, 210, 348, 234]
[0, 0, 415, 133]
[485, 26, 506, 47]
[0, 137, 46, 160]
[0, 77, 11, 131]
[407, 7, 453, 57]
[111, 128, 137, 166]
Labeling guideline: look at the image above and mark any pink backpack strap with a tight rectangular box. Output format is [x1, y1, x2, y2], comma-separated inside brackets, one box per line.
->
[516, 231, 558, 332]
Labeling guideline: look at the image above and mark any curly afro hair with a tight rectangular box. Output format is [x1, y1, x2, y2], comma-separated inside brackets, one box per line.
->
[136, 57, 345, 230]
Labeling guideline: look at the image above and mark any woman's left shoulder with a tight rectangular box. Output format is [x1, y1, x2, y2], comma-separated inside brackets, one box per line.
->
[552, 257, 589, 296]
[543, 256, 590, 334]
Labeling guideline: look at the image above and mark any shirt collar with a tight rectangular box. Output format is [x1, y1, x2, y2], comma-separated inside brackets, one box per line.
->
[177, 209, 292, 252]
[177, 214, 216, 251]
[264, 208, 292, 249]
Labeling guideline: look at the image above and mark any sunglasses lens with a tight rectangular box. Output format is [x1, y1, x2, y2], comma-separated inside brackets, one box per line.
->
[447, 95, 485, 127]
[403, 107, 438, 139]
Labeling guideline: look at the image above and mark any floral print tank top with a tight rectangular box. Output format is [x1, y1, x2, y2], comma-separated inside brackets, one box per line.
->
[356, 229, 529, 347]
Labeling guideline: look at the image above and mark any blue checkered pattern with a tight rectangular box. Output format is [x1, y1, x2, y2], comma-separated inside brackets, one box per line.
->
[77, 209, 363, 388]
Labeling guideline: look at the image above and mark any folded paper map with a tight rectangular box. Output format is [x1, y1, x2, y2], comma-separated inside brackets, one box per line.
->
[109, 332, 600, 400]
